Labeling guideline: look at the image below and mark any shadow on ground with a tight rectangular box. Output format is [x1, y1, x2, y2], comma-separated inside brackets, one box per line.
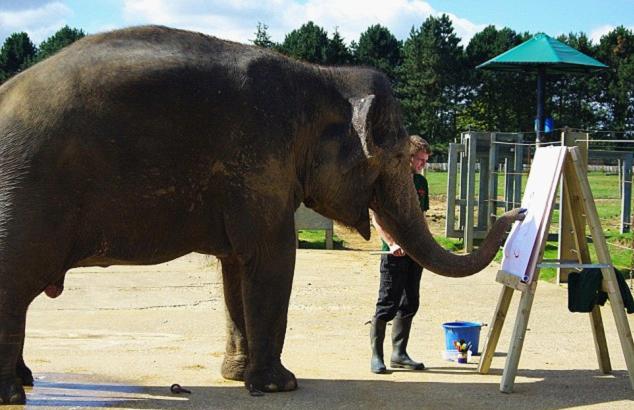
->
[24, 369, 633, 409]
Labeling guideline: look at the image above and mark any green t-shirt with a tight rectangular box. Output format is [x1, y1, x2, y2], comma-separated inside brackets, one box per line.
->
[381, 173, 429, 251]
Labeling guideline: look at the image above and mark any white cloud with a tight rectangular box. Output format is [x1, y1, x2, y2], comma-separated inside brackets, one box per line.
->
[589, 24, 634, 44]
[0, 1, 72, 44]
[120, 0, 481, 45]
[444, 12, 487, 45]
[590, 25, 615, 44]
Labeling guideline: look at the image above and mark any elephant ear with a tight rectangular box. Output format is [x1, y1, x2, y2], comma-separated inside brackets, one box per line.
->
[342, 95, 382, 173]
[350, 95, 377, 158]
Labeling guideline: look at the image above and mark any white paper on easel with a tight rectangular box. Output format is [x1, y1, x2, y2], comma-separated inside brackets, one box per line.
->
[501, 146, 567, 282]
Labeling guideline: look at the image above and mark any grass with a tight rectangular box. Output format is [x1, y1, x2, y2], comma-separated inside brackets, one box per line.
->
[426, 170, 634, 282]
[297, 230, 344, 249]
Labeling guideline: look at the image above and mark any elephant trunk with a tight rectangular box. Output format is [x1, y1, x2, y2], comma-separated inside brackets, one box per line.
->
[372, 171, 523, 278]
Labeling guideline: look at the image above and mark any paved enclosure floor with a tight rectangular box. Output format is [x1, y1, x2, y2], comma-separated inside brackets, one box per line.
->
[19, 249, 634, 409]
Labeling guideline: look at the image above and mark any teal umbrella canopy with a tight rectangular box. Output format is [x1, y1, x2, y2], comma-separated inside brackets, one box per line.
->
[476, 33, 607, 141]
[477, 33, 608, 74]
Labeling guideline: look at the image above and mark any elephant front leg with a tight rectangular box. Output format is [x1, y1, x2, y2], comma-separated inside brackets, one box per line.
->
[219, 255, 249, 381]
[241, 242, 297, 393]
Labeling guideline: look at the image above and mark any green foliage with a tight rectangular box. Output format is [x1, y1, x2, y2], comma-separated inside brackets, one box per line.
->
[396, 14, 465, 142]
[354, 24, 402, 80]
[594, 26, 634, 131]
[0, 32, 36, 81]
[326, 29, 353, 65]
[461, 26, 534, 132]
[280, 21, 331, 64]
[36, 25, 85, 62]
[252, 22, 276, 49]
[279, 22, 353, 65]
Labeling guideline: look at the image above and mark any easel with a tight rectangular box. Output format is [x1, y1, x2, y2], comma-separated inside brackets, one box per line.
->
[477, 146, 634, 393]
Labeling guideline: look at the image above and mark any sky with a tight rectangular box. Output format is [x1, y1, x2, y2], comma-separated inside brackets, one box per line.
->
[1, 0, 633, 47]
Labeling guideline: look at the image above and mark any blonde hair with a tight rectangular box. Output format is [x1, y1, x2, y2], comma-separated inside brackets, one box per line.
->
[409, 135, 431, 156]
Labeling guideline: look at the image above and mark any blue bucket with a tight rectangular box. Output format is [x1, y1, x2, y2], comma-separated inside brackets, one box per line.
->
[442, 321, 482, 354]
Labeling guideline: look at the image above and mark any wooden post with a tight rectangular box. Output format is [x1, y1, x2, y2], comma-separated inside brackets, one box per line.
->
[504, 158, 513, 212]
[478, 284, 513, 374]
[558, 129, 588, 284]
[478, 155, 490, 230]
[500, 281, 538, 393]
[445, 143, 460, 237]
[568, 147, 634, 389]
[488, 133, 499, 230]
[513, 135, 523, 209]
[561, 168, 612, 373]
[465, 133, 477, 253]
[621, 153, 632, 234]
[459, 136, 468, 233]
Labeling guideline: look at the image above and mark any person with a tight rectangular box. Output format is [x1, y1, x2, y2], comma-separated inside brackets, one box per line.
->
[370, 135, 431, 374]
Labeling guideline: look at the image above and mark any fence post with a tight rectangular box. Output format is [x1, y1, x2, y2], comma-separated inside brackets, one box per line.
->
[464, 133, 477, 253]
[621, 153, 632, 234]
[488, 133, 498, 230]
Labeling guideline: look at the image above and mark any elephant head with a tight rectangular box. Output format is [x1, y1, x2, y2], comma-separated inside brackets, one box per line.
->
[305, 68, 525, 278]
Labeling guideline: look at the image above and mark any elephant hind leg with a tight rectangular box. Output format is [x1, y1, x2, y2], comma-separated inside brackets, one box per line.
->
[219, 255, 249, 381]
[0, 306, 28, 405]
[16, 345, 33, 387]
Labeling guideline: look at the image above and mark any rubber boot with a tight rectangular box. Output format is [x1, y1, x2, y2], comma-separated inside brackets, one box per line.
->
[390, 316, 425, 370]
[370, 318, 387, 374]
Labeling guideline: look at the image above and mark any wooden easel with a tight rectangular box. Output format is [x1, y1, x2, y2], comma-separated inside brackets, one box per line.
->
[477, 146, 634, 393]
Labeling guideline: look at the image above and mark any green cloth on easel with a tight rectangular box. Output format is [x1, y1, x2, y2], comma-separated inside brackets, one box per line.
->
[568, 268, 634, 314]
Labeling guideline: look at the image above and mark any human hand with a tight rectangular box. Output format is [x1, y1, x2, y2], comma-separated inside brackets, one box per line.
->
[389, 243, 405, 257]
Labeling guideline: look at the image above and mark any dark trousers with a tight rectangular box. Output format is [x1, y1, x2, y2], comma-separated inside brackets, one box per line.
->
[374, 254, 423, 321]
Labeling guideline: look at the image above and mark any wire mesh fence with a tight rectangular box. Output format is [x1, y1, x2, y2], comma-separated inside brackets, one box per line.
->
[438, 129, 634, 287]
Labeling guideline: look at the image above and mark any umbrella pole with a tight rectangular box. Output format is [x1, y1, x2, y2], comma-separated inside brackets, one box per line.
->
[536, 68, 545, 145]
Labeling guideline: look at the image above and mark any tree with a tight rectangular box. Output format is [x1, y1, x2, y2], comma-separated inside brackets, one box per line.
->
[355, 24, 402, 80]
[461, 26, 533, 132]
[595, 26, 634, 131]
[280, 21, 330, 64]
[0, 32, 37, 81]
[326, 28, 353, 65]
[396, 14, 465, 143]
[36, 25, 85, 62]
[549, 33, 601, 131]
[252, 22, 276, 49]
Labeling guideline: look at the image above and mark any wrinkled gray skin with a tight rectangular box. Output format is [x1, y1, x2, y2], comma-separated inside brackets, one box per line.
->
[0, 26, 525, 404]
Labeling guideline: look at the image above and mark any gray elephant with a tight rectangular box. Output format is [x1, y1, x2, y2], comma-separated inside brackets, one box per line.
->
[0, 25, 525, 404]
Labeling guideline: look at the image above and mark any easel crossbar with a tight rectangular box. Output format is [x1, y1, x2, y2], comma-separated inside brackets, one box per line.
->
[536, 263, 611, 269]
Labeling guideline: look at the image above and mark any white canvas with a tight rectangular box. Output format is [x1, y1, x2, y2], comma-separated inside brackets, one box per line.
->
[501, 146, 567, 282]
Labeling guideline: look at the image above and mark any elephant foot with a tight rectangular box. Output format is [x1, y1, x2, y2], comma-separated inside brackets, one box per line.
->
[16, 361, 34, 386]
[0, 379, 26, 405]
[244, 362, 297, 393]
[221, 354, 248, 381]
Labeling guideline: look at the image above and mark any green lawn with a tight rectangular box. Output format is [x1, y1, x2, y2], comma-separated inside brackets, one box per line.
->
[297, 230, 344, 249]
[426, 170, 633, 282]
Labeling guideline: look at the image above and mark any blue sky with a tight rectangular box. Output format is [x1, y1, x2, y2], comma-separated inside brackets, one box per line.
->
[1, 0, 633, 46]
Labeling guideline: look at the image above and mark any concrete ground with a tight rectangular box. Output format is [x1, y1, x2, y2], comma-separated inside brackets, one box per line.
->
[16, 233, 634, 409]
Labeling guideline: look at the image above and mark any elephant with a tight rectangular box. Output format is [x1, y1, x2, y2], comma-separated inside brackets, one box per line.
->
[0, 25, 525, 404]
